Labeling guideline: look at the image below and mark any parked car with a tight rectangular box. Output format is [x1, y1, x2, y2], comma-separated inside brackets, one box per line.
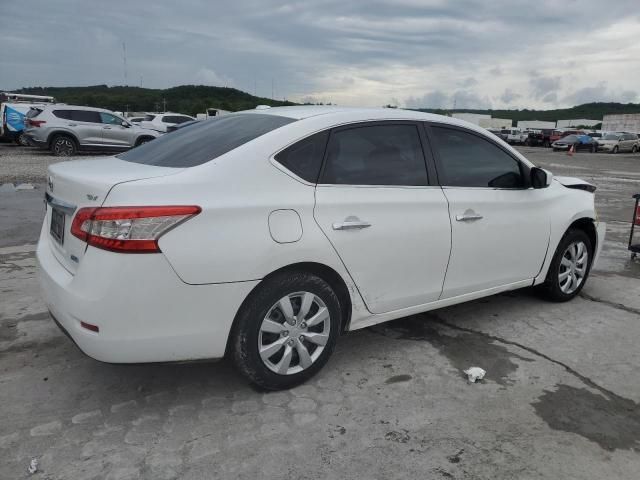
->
[139, 112, 195, 133]
[527, 129, 562, 147]
[24, 105, 160, 156]
[166, 119, 200, 133]
[597, 132, 639, 153]
[551, 134, 598, 152]
[500, 129, 527, 144]
[127, 116, 146, 124]
[38, 107, 605, 390]
[487, 129, 508, 141]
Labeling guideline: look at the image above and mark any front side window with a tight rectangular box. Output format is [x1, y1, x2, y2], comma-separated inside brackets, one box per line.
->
[274, 131, 329, 183]
[431, 126, 524, 189]
[320, 124, 428, 186]
[144, 114, 156, 121]
[99, 113, 122, 125]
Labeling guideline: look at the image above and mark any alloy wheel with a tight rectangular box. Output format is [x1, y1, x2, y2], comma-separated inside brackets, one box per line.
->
[54, 138, 74, 156]
[558, 241, 588, 294]
[258, 292, 330, 375]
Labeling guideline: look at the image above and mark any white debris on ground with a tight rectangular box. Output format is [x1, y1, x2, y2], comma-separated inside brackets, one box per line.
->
[28, 458, 38, 474]
[0, 183, 35, 192]
[464, 367, 486, 383]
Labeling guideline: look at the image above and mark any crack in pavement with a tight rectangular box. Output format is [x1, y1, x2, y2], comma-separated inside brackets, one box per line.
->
[429, 315, 630, 405]
[579, 292, 640, 316]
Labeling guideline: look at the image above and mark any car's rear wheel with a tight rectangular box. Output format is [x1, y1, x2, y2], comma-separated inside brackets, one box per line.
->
[632, 145, 638, 153]
[231, 271, 341, 390]
[50, 135, 77, 156]
[612, 146, 619, 154]
[16, 132, 29, 146]
[536, 229, 593, 302]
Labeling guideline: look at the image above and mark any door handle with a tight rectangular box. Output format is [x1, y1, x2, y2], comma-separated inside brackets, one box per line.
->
[332, 220, 372, 230]
[103, 127, 112, 130]
[456, 212, 483, 222]
[67, 123, 77, 126]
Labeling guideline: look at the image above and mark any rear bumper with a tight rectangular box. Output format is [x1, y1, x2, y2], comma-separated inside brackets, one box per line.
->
[36, 221, 258, 363]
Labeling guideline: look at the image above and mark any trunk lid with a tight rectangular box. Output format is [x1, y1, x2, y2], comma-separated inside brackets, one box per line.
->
[45, 156, 183, 274]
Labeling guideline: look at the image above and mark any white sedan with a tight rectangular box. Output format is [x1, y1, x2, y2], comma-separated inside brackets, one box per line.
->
[139, 112, 196, 133]
[37, 106, 605, 390]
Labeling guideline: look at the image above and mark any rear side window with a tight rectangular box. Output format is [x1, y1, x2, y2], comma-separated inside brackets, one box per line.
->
[27, 108, 43, 118]
[52, 110, 72, 119]
[320, 124, 428, 186]
[117, 114, 296, 167]
[274, 131, 328, 183]
[71, 110, 101, 123]
[431, 126, 524, 189]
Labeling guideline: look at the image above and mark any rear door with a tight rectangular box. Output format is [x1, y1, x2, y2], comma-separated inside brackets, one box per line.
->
[99, 112, 133, 147]
[313, 122, 451, 314]
[427, 123, 550, 298]
[68, 110, 103, 145]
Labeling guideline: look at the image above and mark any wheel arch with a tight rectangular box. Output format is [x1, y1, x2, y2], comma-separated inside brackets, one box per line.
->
[224, 261, 353, 357]
[568, 217, 597, 252]
[47, 130, 80, 148]
[135, 135, 156, 146]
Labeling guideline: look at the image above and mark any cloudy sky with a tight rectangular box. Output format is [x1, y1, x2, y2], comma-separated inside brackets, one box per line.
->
[2, 0, 639, 109]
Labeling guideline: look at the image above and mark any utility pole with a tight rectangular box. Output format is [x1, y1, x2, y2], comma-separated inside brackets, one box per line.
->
[162, 98, 167, 112]
[122, 42, 128, 86]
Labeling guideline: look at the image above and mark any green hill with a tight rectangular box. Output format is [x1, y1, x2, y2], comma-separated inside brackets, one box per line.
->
[7, 85, 296, 115]
[415, 102, 640, 123]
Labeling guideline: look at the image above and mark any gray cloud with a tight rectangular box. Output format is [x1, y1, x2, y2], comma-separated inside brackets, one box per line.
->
[563, 83, 638, 105]
[1, 0, 639, 108]
[500, 88, 522, 104]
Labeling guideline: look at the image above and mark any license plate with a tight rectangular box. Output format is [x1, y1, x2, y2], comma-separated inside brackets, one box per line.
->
[50, 208, 65, 245]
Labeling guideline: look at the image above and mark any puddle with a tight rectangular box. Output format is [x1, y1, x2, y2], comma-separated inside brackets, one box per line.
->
[532, 384, 640, 451]
[370, 314, 533, 385]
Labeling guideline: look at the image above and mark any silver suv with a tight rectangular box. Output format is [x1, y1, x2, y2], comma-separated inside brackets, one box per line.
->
[24, 105, 161, 156]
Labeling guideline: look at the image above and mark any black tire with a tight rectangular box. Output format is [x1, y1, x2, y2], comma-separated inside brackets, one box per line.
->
[612, 146, 619, 154]
[135, 136, 154, 147]
[632, 145, 638, 154]
[536, 228, 593, 302]
[231, 271, 342, 390]
[15, 132, 29, 146]
[50, 135, 77, 156]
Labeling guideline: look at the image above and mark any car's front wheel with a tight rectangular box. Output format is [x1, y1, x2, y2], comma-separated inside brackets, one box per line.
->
[536, 229, 593, 302]
[632, 145, 638, 153]
[612, 146, 619, 154]
[231, 271, 341, 390]
[50, 135, 77, 156]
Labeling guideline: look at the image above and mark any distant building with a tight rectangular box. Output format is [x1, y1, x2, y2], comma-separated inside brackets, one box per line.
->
[452, 113, 491, 125]
[517, 120, 556, 130]
[556, 119, 600, 128]
[452, 113, 511, 129]
[602, 114, 640, 134]
[479, 117, 512, 129]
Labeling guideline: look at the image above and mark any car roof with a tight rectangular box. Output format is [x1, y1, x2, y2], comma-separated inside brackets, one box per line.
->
[43, 104, 111, 113]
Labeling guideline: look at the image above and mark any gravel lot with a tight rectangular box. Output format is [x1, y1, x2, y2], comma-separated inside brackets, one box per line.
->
[1, 143, 640, 479]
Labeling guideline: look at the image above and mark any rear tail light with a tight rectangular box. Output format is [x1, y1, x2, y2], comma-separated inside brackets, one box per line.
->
[70, 205, 201, 253]
[27, 119, 46, 127]
[635, 206, 640, 226]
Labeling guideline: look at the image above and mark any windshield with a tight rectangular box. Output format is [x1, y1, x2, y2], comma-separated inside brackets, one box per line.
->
[603, 134, 620, 140]
[117, 113, 296, 167]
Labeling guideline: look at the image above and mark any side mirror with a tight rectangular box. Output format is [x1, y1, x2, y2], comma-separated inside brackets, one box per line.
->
[121, 121, 130, 128]
[531, 167, 552, 189]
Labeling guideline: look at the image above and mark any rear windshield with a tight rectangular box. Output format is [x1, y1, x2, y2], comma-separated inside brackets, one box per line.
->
[117, 113, 296, 167]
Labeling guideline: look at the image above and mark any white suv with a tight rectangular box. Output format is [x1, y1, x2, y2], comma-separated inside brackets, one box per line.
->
[139, 112, 195, 133]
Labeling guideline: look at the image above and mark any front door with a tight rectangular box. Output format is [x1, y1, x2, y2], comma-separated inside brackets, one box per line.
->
[68, 110, 103, 145]
[427, 124, 550, 299]
[313, 122, 451, 314]
[99, 112, 133, 147]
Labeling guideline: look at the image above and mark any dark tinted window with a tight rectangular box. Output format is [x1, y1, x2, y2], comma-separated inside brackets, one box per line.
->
[71, 110, 101, 123]
[27, 108, 43, 118]
[144, 114, 156, 121]
[117, 113, 296, 167]
[320, 124, 428, 186]
[431, 126, 524, 188]
[275, 131, 328, 183]
[52, 109, 72, 120]
[174, 116, 192, 124]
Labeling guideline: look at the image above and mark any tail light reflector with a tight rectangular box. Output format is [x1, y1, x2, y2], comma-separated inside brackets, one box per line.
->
[27, 119, 46, 127]
[71, 205, 201, 253]
[635, 206, 640, 226]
